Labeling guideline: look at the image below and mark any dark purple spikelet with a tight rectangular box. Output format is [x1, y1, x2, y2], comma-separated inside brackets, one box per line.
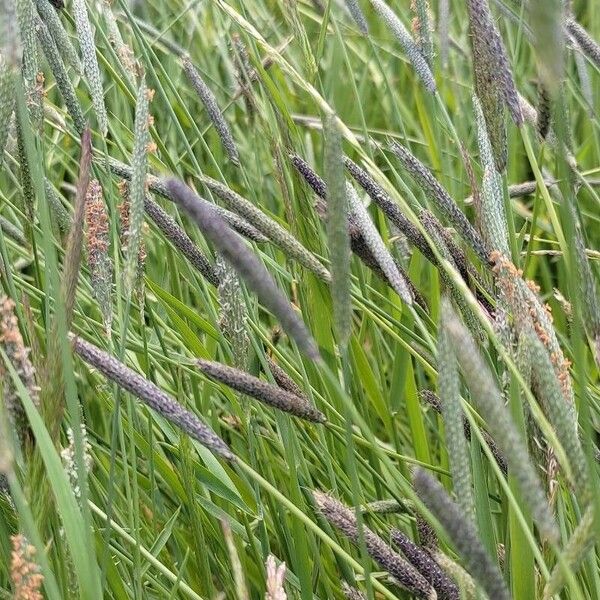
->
[391, 528, 459, 600]
[466, 0, 523, 172]
[416, 514, 438, 550]
[72, 336, 234, 460]
[418, 210, 495, 316]
[265, 357, 306, 399]
[289, 153, 327, 199]
[144, 195, 221, 287]
[164, 178, 321, 361]
[313, 491, 436, 599]
[291, 153, 425, 307]
[567, 18, 600, 68]
[197, 359, 325, 423]
[536, 84, 551, 139]
[341, 582, 366, 600]
[413, 469, 510, 600]
[343, 156, 432, 259]
[388, 141, 490, 262]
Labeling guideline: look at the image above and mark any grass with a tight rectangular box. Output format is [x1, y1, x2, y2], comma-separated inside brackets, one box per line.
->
[1, 0, 600, 598]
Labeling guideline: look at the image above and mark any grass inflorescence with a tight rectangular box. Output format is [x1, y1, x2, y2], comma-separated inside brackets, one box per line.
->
[1, 1, 599, 598]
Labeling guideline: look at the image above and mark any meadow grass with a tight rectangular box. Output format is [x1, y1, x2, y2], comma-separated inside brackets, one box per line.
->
[1, 0, 600, 598]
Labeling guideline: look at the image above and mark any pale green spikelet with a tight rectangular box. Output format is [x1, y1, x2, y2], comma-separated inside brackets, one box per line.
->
[17, 0, 42, 128]
[0, 61, 16, 170]
[536, 83, 551, 139]
[118, 181, 146, 301]
[573, 42, 594, 117]
[15, 122, 35, 221]
[389, 141, 490, 262]
[571, 209, 600, 366]
[123, 78, 152, 299]
[525, 333, 588, 495]
[444, 305, 559, 542]
[410, 0, 434, 67]
[101, 0, 139, 84]
[73, 0, 108, 135]
[201, 176, 330, 281]
[438, 0, 449, 66]
[360, 499, 403, 514]
[347, 183, 412, 304]
[439, 298, 475, 522]
[85, 179, 113, 334]
[0, 0, 18, 163]
[44, 178, 71, 232]
[217, 256, 250, 370]
[344, 0, 368, 35]
[35, 14, 86, 133]
[473, 96, 510, 256]
[34, 0, 82, 74]
[413, 469, 509, 600]
[0, 217, 25, 247]
[432, 552, 476, 600]
[369, 0, 436, 93]
[1, 0, 20, 66]
[543, 505, 596, 599]
[323, 114, 352, 348]
[182, 55, 240, 166]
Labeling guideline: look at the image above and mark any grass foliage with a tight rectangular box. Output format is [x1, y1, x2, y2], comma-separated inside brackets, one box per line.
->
[1, 0, 600, 598]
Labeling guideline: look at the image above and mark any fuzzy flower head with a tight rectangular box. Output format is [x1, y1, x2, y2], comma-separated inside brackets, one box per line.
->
[10, 535, 43, 600]
[265, 555, 287, 600]
[0, 297, 39, 443]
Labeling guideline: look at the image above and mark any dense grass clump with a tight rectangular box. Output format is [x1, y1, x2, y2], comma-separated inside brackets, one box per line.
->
[1, 0, 600, 598]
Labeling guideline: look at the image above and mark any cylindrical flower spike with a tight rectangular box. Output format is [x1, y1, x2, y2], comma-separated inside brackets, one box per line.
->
[72, 336, 234, 460]
[34, 14, 86, 133]
[388, 141, 490, 262]
[201, 176, 330, 281]
[314, 491, 436, 599]
[85, 179, 113, 333]
[144, 195, 220, 287]
[107, 157, 269, 243]
[390, 528, 459, 600]
[164, 178, 321, 360]
[444, 304, 559, 542]
[197, 359, 325, 423]
[181, 55, 240, 166]
[369, 0, 436, 93]
[413, 468, 509, 600]
[73, 0, 108, 134]
[0, 297, 39, 446]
